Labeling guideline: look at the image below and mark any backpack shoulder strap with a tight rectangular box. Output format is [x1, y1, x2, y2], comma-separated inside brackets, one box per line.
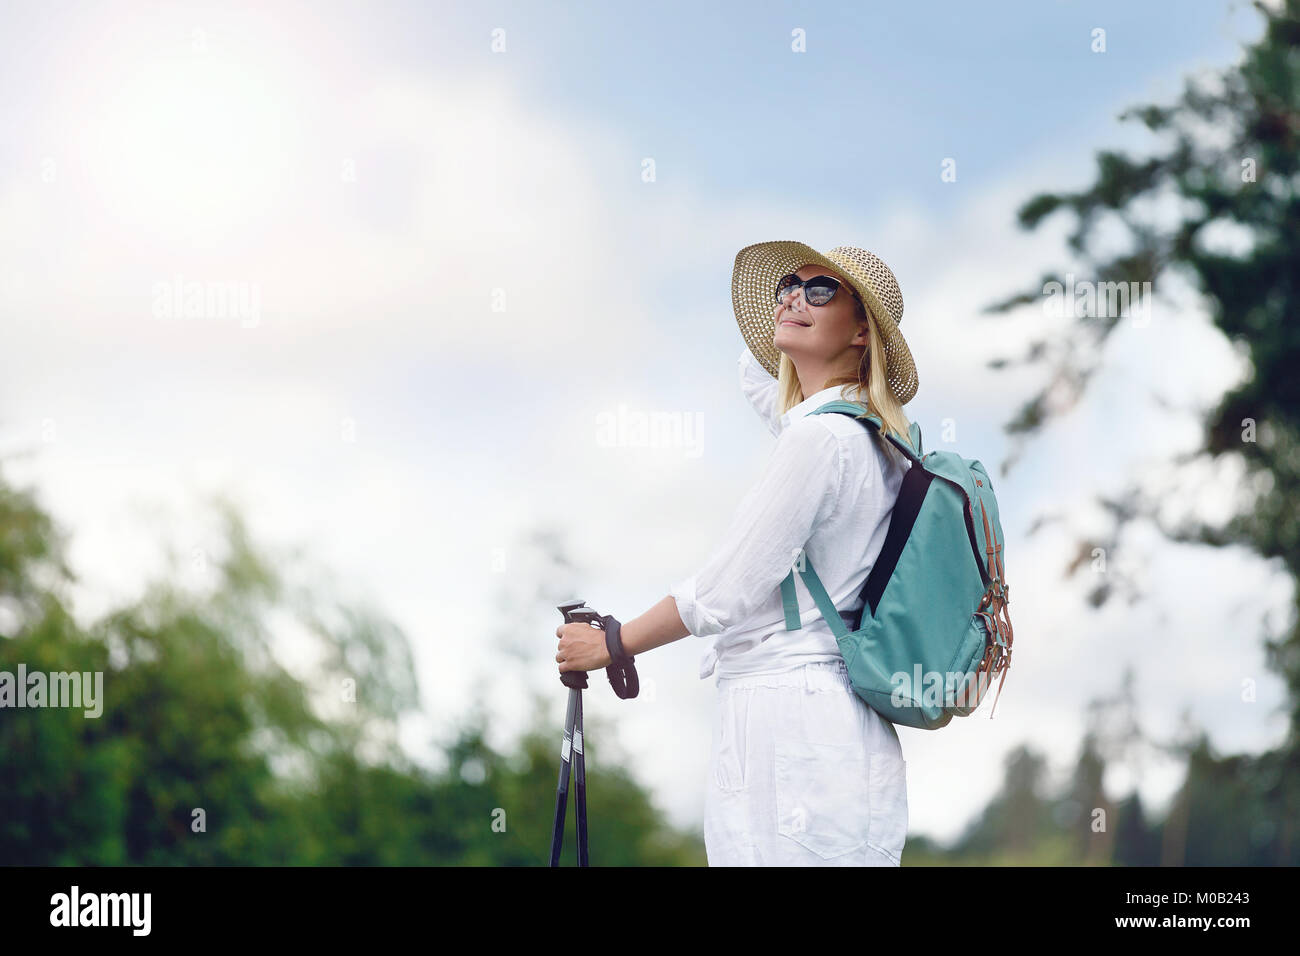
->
[807, 401, 923, 465]
[779, 570, 801, 630]
[780, 402, 925, 634]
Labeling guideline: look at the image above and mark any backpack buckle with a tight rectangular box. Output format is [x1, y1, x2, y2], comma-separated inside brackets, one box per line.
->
[978, 578, 1005, 611]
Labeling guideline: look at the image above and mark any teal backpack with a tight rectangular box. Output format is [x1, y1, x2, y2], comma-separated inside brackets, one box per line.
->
[778, 401, 1014, 730]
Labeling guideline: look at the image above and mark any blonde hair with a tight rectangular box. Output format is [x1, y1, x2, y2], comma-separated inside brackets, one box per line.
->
[775, 302, 915, 467]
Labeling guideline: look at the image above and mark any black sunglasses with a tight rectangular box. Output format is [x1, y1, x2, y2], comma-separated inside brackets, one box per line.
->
[775, 272, 861, 307]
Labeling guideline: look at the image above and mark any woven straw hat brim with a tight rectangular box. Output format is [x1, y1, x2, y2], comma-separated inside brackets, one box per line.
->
[731, 240, 919, 406]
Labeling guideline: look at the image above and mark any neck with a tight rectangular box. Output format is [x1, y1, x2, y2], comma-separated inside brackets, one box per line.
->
[792, 351, 862, 402]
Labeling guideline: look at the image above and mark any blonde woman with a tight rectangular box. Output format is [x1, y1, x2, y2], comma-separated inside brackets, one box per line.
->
[556, 242, 919, 866]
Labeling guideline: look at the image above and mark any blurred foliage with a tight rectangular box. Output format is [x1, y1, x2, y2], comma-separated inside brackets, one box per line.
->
[987, 0, 1300, 735]
[905, 731, 1300, 866]
[982, 0, 1300, 825]
[904, 668, 1300, 865]
[0, 470, 702, 865]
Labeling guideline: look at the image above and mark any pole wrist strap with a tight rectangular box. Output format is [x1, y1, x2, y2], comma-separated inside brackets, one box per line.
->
[600, 614, 639, 700]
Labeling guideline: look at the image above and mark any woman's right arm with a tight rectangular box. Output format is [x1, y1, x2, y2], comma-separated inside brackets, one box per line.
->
[739, 346, 782, 437]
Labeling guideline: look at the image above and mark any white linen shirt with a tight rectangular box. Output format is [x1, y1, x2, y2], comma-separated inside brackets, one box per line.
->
[671, 347, 910, 682]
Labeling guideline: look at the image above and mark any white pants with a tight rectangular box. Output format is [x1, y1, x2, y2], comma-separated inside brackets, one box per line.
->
[703, 659, 908, 866]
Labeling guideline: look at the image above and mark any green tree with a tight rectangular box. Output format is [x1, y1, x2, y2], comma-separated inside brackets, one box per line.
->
[988, 0, 1300, 745]
[977, 0, 1300, 865]
[0, 465, 703, 865]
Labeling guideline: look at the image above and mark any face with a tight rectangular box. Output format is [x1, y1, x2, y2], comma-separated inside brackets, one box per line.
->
[772, 264, 870, 362]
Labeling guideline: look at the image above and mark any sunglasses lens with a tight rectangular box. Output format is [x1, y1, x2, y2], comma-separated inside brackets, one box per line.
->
[775, 274, 799, 301]
[804, 277, 838, 305]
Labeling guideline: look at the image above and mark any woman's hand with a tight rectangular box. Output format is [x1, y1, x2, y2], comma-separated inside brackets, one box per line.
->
[555, 621, 613, 675]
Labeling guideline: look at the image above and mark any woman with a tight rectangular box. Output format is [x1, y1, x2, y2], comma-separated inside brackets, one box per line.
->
[556, 241, 920, 866]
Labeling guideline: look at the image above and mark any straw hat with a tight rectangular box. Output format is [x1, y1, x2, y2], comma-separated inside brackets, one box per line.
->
[731, 241, 919, 406]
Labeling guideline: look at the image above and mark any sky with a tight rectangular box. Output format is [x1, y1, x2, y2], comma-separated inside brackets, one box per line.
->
[0, 0, 1290, 846]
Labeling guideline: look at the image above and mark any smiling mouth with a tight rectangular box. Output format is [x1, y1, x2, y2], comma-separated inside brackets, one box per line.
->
[779, 318, 810, 327]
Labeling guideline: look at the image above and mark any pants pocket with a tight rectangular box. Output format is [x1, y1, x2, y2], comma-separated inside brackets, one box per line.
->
[773, 737, 870, 859]
[713, 693, 747, 792]
[866, 752, 908, 865]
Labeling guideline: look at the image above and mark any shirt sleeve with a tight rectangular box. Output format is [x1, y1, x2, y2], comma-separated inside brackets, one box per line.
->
[670, 418, 843, 638]
[738, 347, 782, 437]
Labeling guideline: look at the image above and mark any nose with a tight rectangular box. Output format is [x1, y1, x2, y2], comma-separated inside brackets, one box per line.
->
[779, 284, 806, 309]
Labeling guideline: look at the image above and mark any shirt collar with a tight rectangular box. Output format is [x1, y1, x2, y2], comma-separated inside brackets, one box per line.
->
[778, 383, 865, 432]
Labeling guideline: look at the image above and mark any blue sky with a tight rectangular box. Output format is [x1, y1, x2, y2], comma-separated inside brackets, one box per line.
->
[0, 0, 1287, 846]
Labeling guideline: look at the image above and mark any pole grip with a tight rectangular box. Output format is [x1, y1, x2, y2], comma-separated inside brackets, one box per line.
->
[556, 601, 639, 698]
[557, 601, 603, 689]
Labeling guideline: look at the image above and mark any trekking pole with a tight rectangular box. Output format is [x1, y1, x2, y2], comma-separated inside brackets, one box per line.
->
[549, 600, 639, 867]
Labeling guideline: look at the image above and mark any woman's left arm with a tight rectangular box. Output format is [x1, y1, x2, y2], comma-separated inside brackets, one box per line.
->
[621, 596, 691, 655]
